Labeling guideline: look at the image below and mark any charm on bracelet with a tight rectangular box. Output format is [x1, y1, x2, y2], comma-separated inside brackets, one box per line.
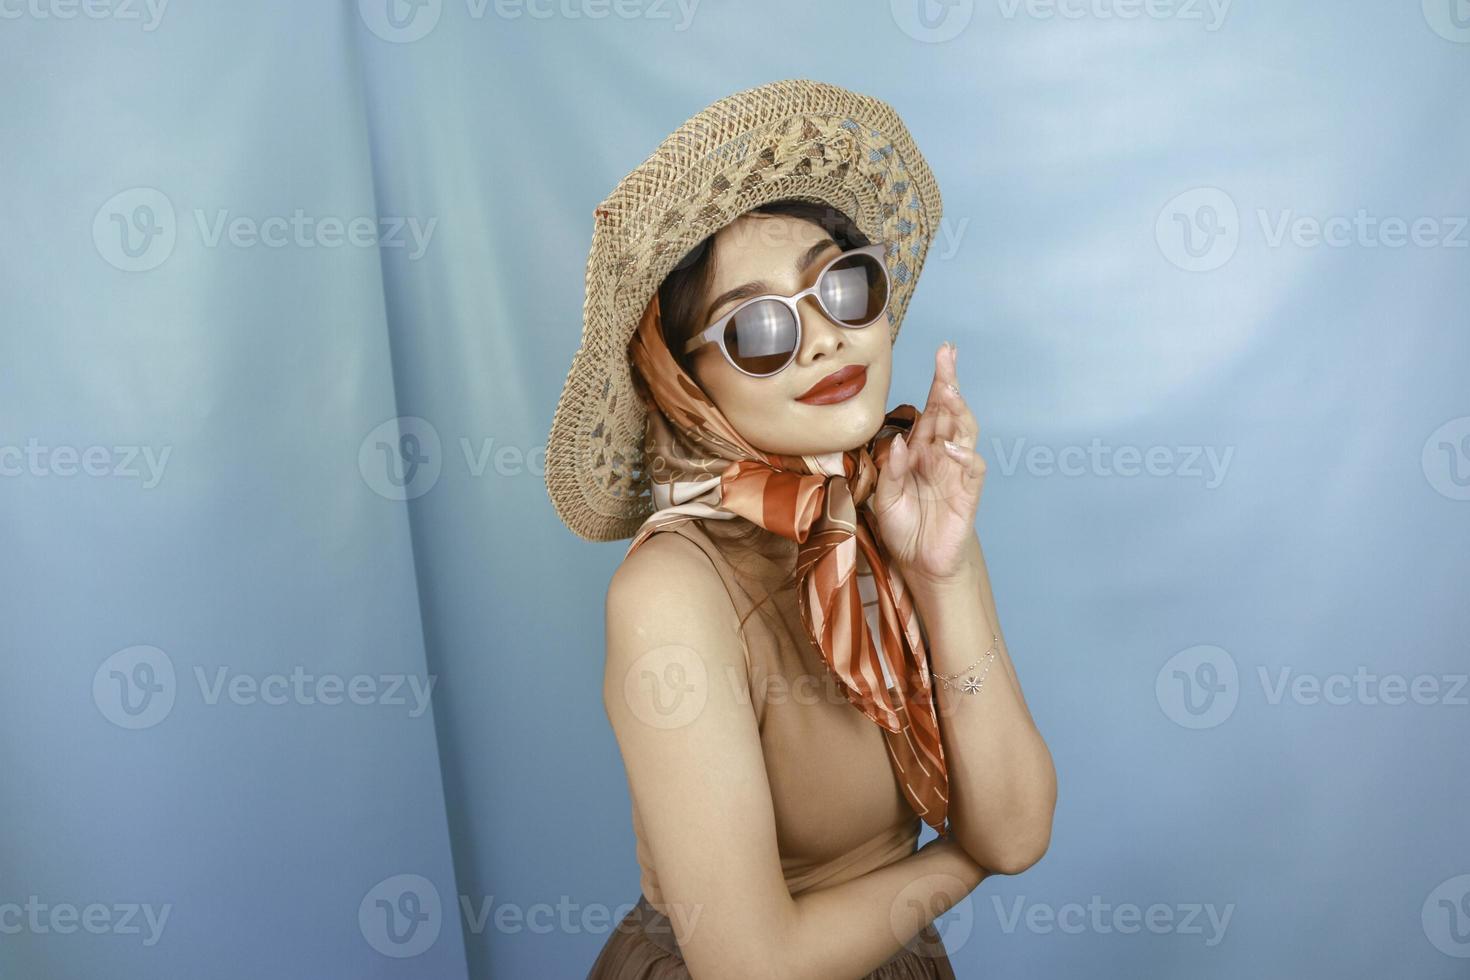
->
[932, 632, 1000, 695]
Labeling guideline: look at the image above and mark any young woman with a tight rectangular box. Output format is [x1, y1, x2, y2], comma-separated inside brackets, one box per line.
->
[545, 80, 1056, 979]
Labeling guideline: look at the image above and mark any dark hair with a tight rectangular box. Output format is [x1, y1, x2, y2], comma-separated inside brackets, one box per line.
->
[657, 199, 871, 372]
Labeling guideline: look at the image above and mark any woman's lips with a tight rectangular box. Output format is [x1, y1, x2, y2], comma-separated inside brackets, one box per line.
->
[795, 364, 867, 405]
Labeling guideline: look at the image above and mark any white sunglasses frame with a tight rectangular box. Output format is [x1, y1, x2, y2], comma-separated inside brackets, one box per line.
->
[680, 242, 891, 378]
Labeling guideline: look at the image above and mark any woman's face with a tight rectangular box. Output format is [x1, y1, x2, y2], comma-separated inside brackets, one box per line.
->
[685, 212, 894, 457]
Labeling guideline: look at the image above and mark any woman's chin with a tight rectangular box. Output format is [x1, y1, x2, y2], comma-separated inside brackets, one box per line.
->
[754, 395, 891, 456]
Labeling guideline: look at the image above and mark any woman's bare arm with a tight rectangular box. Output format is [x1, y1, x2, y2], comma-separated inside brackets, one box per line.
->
[604, 532, 987, 979]
[910, 530, 1057, 875]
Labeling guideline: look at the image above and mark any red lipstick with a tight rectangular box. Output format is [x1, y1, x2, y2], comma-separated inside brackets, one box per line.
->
[795, 364, 867, 405]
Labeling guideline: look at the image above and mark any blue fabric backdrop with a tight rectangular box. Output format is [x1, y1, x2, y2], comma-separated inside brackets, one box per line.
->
[3, 1, 1467, 978]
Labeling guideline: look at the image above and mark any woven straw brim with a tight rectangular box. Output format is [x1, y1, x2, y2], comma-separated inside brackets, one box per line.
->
[546, 77, 943, 542]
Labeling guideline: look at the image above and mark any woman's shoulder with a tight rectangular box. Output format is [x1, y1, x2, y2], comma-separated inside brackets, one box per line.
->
[604, 522, 757, 695]
[607, 522, 744, 624]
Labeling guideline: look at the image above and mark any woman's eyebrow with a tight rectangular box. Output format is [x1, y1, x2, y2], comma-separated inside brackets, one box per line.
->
[702, 239, 840, 325]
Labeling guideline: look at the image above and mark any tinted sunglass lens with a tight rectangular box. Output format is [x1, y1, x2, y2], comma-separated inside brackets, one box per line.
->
[726, 299, 798, 375]
[819, 254, 888, 325]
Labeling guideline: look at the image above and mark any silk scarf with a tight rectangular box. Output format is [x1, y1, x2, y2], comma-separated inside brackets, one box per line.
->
[622, 291, 949, 832]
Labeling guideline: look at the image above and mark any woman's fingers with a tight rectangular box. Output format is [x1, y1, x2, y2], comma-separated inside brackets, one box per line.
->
[873, 431, 910, 516]
[912, 342, 955, 447]
[919, 342, 979, 452]
[942, 438, 986, 482]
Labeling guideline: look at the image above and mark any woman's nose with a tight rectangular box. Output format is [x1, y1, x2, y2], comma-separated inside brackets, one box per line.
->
[794, 295, 846, 364]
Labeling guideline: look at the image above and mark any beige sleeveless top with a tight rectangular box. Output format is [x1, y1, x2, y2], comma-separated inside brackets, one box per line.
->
[628, 518, 921, 907]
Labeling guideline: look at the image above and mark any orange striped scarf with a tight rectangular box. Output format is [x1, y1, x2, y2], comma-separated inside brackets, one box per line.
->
[623, 291, 949, 832]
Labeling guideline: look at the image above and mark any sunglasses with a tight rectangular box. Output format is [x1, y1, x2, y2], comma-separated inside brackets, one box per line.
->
[682, 242, 891, 378]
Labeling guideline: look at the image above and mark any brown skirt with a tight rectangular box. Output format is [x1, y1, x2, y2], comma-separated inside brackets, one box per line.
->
[588, 894, 957, 979]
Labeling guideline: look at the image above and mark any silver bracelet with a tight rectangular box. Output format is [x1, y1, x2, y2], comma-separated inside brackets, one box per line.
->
[932, 631, 1000, 695]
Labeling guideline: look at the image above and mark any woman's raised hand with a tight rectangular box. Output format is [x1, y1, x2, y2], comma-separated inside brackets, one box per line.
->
[870, 341, 985, 594]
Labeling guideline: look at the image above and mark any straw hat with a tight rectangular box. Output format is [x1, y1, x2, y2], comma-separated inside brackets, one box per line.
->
[545, 77, 944, 542]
